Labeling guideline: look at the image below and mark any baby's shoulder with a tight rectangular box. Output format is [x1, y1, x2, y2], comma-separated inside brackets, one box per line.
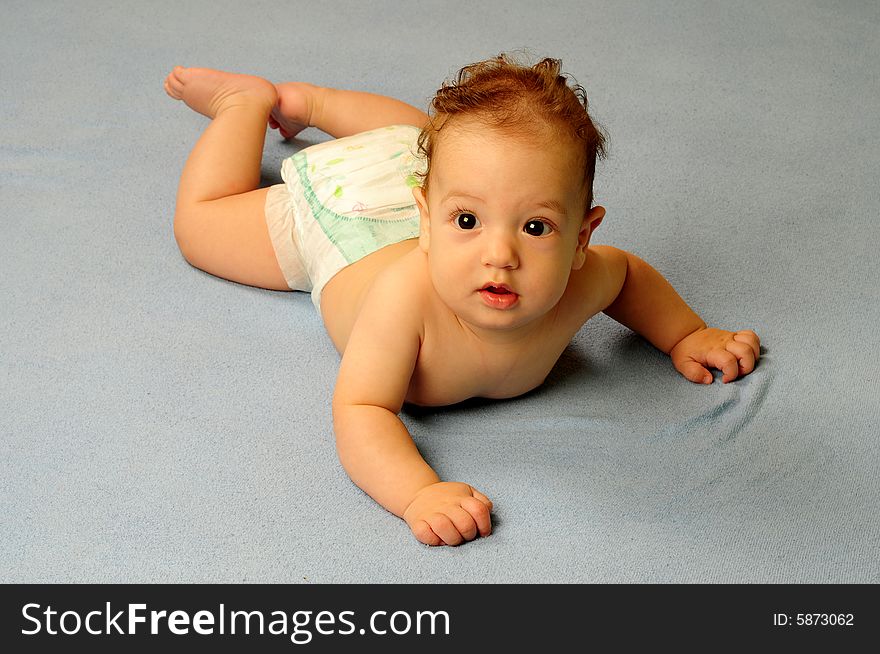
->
[559, 244, 629, 317]
[369, 246, 432, 300]
[583, 244, 627, 284]
[360, 247, 432, 327]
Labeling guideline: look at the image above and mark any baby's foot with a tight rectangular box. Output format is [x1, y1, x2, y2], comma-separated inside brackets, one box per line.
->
[269, 82, 317, 139]
[164, 66, 277, 118]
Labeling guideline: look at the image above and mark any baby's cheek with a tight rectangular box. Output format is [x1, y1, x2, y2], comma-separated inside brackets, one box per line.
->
[529, 271, 568, 307]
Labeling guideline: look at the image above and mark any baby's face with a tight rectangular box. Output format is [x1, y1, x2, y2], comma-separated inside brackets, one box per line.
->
[413, 120, 604, 337]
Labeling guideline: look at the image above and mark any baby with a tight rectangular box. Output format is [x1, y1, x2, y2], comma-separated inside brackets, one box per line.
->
[164, 54, 761, 547]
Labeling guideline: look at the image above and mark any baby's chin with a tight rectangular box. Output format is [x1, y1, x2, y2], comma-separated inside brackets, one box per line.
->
[445, 293, 559, 335]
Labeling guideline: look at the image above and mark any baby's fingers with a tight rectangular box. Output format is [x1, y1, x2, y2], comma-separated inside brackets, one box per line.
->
[675, 358, 714, 385]
[470, 488, 493, 512]
[447, 506, 480, 542]
[410, 520, 443, 546]
[461, 496, 493, 537]
[414, 515, 460, 546]
[426, 513, 466, 546]
[706, 348, 740, 383]
[733, 330, 761, 359]
[726, 340, 756, 377]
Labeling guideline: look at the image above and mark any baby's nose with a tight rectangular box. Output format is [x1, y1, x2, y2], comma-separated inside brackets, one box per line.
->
[481, 232, 519, 269]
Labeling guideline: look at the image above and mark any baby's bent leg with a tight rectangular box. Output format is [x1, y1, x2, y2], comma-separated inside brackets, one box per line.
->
[165, 67, 288, 290]
[272, 82, 429, 140]
[166, 66, 277, 204]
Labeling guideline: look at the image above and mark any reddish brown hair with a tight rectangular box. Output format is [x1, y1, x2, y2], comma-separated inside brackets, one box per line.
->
[416, 53, 608, 209]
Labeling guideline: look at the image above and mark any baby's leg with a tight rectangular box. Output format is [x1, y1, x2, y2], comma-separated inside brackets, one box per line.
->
[165, 66, 289, 290]
[271, 82, 429, 140]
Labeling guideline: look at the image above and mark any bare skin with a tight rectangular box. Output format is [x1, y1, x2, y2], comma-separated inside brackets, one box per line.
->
[163, 67, 430, 308]
[165, 66, 761, 547]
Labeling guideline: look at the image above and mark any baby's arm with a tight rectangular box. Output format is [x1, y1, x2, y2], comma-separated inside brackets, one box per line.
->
[274, 82, 429, 140]
[332, 274, 492, 546]
[592, 246, 760, 383]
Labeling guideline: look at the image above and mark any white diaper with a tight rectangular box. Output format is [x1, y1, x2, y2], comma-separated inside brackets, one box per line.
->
[265, 124, 424, 312]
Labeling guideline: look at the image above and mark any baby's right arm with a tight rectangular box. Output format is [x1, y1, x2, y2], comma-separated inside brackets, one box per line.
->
[332, 274, 492, 546]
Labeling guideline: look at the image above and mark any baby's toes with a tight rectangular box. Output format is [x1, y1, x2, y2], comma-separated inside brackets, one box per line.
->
[164, 78, 177, 99]
[164, 68, 185, 99]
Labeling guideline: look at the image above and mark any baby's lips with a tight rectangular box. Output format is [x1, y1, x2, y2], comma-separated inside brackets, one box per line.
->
[480, 282, 516, 295]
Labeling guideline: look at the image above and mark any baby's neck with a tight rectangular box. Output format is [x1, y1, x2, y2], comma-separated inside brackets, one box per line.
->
[454, 311, 553, 348]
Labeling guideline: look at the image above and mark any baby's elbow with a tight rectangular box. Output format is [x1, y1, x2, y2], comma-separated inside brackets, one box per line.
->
[331, 392, 374, 434]
[172, 212, 198, 265]
[331, 390, 353, 429]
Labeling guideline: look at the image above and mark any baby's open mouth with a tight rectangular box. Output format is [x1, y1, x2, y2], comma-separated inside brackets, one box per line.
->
[481, 283, 516, 295]
[478, 283, 519, 309]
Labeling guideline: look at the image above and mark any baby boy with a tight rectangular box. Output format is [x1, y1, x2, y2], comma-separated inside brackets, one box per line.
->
[164, 55, 760, 546]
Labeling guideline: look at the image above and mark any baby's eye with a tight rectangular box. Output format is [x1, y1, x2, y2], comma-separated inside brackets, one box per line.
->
[523, 220, 552, 237]
[454, 212, 480, 230]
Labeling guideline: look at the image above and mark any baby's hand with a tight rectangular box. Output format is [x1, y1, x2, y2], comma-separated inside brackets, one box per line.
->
[670, 328, 761, 384]
[403, 482, 493, 546]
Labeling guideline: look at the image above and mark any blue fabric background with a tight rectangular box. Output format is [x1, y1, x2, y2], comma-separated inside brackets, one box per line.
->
[2, 0, 877, 582]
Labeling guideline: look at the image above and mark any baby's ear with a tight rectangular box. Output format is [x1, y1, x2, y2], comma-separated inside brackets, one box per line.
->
[586, 205, 605, 233]
[413, 186, 431, 252]
[572, 205, 606, 270]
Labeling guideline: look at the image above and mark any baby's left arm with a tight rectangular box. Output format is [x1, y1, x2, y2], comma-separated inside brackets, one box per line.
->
[594, 246, 761, 384]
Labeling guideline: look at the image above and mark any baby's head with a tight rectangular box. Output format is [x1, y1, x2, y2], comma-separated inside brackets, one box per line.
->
[412, 54, 608, 335]
[416, 53, 607, 210]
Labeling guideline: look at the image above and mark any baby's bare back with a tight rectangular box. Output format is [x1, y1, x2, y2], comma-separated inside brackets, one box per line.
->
[321, 242, 615, 407]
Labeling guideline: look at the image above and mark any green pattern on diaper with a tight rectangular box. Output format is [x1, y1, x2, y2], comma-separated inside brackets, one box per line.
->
[291, 150, 421, 265]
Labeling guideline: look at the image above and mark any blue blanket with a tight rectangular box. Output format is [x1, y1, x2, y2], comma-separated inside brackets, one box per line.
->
[2, 0, 877, 582]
